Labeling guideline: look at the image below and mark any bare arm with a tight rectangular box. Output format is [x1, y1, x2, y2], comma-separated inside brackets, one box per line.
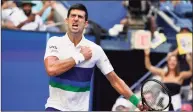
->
[44, 56, 76, 76]
[167, 48, 178, 59]
[35, 2, 51, 17]
[106, 71, 134, 100]
[2, 2, 8, 9]
[3, 20, 18, 29]
[144, 49, 165, 77]
[17, 14, 35, 28]
[2, 1, 16, 9]
[171, 48, 178, 55]
[16, 20, 28, 28]
[46, 8, 54, 21]
[96, 47, 147, 111]
[180, 53, 192, 80]
[44, 46, 92, 76]
[106, 71, 148, 110]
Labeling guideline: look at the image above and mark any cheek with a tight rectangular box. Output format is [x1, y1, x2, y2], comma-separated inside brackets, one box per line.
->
[79, 23, 86, 29]
[67, 21, 72, 27]
[168, 61, 172, 65]
[24, 6, 31, 11]
[171, 60, 177, 64]
[80, 22, 85, 26]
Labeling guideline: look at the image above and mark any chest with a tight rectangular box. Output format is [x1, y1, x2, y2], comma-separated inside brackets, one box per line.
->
[57, 44, 98, 68]
[162, 75, 182, 83]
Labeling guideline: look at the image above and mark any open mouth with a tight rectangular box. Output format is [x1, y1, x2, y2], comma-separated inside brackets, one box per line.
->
[72, 24, 78, 29]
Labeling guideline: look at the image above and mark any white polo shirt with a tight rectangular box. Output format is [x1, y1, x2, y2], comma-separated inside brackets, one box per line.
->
[44, 34, 114, 111]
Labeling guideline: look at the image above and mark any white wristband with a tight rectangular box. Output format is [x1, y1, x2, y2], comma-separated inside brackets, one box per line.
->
[72, 53, 85, 64]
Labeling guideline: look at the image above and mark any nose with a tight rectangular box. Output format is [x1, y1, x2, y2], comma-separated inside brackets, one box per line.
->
[74, 16, 78, 21]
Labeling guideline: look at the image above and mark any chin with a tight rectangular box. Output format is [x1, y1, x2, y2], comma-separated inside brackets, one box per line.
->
[169, 67, 175, 70]
[72, 32, 80, 34]
[70, 30, 77, 33]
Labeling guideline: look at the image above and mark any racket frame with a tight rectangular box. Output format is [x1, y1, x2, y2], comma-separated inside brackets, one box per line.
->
[141, 79, 172, 111]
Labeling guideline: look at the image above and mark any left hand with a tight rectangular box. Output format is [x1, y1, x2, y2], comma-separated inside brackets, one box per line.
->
[137, 102, 149, 111]
[50, 1, 57, 8]
[186, 53, 192, 62]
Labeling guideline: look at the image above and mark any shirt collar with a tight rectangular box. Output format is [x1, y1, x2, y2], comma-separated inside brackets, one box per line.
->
[63, 33, 86, 48]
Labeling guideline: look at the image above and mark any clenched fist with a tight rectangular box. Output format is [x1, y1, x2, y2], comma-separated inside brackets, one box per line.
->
[80, 46, 92, 60]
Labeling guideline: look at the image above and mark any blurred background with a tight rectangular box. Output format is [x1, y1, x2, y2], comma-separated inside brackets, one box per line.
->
[1, 0, 192, 111]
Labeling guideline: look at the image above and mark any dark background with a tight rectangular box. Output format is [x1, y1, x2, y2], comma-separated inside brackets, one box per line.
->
[92, 50, 166, 111]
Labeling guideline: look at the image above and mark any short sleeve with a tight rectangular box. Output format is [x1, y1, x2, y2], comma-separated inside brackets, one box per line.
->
[96, 47, 114, 75]
[44, 37, 60, 60]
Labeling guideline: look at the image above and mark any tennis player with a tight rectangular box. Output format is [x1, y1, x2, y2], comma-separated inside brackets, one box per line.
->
[44, 3, 147, 111]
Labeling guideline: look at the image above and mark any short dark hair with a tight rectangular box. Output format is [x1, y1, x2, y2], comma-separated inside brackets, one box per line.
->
[67, 3, 88, 21]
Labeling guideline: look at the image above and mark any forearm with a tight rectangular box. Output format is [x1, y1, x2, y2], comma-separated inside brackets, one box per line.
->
[17, 20, 28, 28]
[36, 6, 47, 17]
[170, 48, 178, 56]
[107, 72, 134, 98]
[46, 57, 76, 76]
[145, 54, 152, 70]
[2, 3, 8, 9]
[111, 77, 134, 99]
[3, 21, 18, 29]
[187, 58, 192, 72]
[107, 72, 141, 108]
[47, 9, 54, 21]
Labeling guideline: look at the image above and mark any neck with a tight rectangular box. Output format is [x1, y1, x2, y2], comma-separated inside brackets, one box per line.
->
[67, 32, 82, 46]
[168, 70, 176, 76]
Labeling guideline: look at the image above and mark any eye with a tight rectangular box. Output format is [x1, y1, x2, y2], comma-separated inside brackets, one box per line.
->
[78, 15, 83, 19]
[70, 14, 76, 18]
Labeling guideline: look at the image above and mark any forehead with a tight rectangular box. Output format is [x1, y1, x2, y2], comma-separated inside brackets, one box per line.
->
[69, 9, 86, 16]
[168, 56, 177, 61]
[170, 56, 177, 60]
[22, 4, 32, 7]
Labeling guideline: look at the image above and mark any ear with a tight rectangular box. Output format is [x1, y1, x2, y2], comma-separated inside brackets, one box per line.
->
[65, 18, 68, 24]
[84, 20, 88, 28]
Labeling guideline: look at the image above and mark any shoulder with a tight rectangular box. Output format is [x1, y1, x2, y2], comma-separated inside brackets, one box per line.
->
[84, 38, 103, 51]
[47, 36, 63, 44]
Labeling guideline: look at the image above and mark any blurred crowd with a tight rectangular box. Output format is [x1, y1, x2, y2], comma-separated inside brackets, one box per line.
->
[112, 0, 192, 111]
[1, 0, 61, 32]
[112, 0, 193, 37]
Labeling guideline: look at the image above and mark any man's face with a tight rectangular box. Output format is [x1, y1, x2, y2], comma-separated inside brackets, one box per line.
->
[22, 3, 32, 16]
[66, 9, 88, 34]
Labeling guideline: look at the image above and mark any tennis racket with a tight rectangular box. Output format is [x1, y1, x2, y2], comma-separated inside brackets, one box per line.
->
[141, 79, 171, 111]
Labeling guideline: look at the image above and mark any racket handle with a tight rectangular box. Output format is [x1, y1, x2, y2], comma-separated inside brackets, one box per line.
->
[128, 94, 140, 107]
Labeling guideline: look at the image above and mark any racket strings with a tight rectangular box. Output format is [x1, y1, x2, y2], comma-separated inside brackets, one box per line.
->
[142, 81, 170, 110]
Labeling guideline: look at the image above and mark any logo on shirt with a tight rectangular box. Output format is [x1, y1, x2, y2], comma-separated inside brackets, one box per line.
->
[49, 45, 57, 49]
[104, 58, 110, 63]
[49, 45, 58, 53]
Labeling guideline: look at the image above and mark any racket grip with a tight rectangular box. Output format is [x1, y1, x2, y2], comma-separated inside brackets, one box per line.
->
[128, 94, 140, 107]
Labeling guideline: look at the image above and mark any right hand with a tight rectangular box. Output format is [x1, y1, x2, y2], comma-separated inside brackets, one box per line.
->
[144, 48, 150, 56]
[137, 102, 149, 111]
[27, 14, 35, 23]
[44, 1, 52, 8]
[50, 1, 57, 8]
[80, 46, 92, 60]
[2, 2, 9, 9]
